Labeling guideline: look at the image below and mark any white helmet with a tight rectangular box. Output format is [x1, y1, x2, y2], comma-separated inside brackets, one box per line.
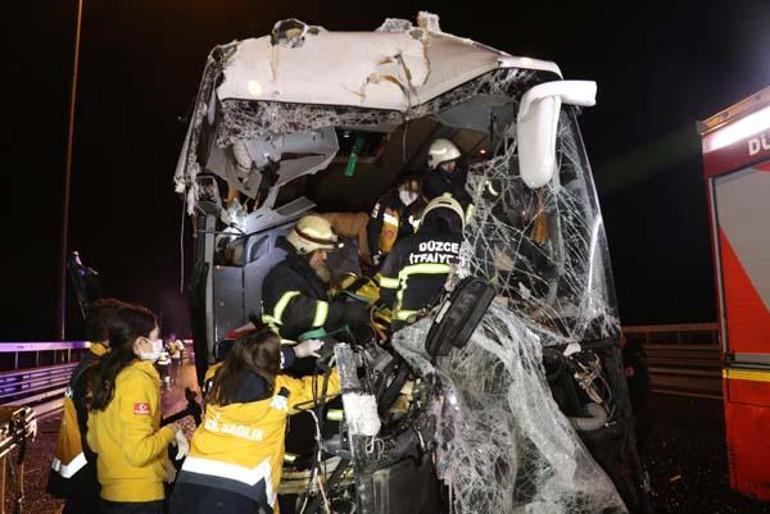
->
[286, 215, 340, 254]
[427, 138, 461, 169]
[420, 194, 465, 231]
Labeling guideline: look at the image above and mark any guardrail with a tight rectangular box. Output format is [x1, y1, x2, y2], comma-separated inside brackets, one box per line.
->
[623, 323, 722, 399]
[0, 341, 90, 419]
[0, 340, 194, 419]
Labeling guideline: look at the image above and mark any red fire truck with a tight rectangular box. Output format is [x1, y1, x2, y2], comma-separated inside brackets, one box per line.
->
[699, 86, 770, 501]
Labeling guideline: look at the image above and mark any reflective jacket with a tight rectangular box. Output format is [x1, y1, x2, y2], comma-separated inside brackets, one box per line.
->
[202, 347, 296, 397]
[176, 370, 341, 509]
[202, 362, 222, 397]
[366, 190, 425, 267]
[47, 342, 108, 499]
[377, 230, 462, 322]
[261, 240, 350, 340]
[423, 166, 472, 209]
[87, 360, 176, 502]
[157, 352, 171, 366]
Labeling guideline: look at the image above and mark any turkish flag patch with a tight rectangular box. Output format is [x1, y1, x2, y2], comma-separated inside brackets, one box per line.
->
[133, 402, 150, 415]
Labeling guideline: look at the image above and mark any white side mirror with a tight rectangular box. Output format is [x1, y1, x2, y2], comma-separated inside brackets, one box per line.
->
[517, 81, 597, 189]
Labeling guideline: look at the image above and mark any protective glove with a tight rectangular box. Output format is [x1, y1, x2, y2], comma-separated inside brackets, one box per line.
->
[372, 309, 392, 342]
[172, 428, 190, 461]
[293, 339, 324, 358]
[373, 308, 392, 325]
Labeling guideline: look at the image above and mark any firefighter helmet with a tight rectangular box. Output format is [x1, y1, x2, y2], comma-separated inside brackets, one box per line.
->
[427, 138, 461, 169]
[286, 215, 340, 254]
[420, 194, 465, 233]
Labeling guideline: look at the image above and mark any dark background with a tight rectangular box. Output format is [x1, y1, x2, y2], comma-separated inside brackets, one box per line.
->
[5, 1, 770, 341]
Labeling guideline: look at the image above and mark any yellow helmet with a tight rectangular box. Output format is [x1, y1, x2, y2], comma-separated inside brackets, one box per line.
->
[420, 194, 465, 232]
[286, 215, 340, 254]
[427, 138, 461, 169]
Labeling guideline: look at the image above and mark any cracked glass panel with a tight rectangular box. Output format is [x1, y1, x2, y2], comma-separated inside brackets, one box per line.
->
[393, 311, 625, 514]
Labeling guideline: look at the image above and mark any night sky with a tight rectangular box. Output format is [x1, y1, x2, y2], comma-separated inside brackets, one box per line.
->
[5, 1, 770, 341]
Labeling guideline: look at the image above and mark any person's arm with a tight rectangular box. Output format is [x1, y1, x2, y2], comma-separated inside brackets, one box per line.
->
[277, 290, 346, 337]
[281, 293, 370, 336]
[119, 373, 176, 467]
[282, 369, 342, 415]
[375, 243, 404, 310]
[367, 200, 386, 265]
[280, 346, 296, 369]
[264, 269, 345, 337]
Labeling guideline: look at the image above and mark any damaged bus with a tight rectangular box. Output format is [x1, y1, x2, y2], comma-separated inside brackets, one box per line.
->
[174, 13, 649, 514]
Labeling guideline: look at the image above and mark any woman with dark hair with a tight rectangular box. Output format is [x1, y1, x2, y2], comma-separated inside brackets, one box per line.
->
[87, 303, 187, 514]
[169, 327, 340, 513]
[48, 298, 125, 514]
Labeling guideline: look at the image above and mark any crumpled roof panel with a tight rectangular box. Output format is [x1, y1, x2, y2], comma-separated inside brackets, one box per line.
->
[216, 21, 561, 111]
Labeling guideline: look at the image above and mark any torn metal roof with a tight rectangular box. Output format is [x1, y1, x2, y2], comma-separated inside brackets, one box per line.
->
[215, 15, 562, 111]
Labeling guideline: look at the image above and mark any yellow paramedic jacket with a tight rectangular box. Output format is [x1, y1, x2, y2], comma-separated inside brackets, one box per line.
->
[177, 369, 341, 509]
[87, 360, 176, 502]
[48, 342, 108, 492]
[202, 361, 222, 397]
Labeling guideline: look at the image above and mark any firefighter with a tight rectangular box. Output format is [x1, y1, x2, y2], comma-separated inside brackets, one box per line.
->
[319, 176, 424, 272]
[261, 214, 370, 341]
[366, 174, 426, 268]
[47, 298, 125, 514]
[376, 194, 465, 327]
[423, 138, 473, 210]
[169, 327, 341, 513]
[87, 304, 188, 514]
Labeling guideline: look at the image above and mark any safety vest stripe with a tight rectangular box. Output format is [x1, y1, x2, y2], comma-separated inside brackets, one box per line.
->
[51, 452, 88, 479]
[182, 455, 275, 505]
[397, 263, 451, 278]
[465, 203, 475, 221]
[262, 315, 280, 333]
[327, 409, 344, 421]
[395, 309, 419, 321]
[376, 274, 400, 289]
[382, 212, 399, 225]
[313, 301, 329, 327]
[272, 291, 301, 323]
[394, 263, 451, 319]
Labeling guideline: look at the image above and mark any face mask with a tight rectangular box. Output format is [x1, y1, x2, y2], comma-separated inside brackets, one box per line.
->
[399, 189, 418, 206]
[137, 338, 164, 363]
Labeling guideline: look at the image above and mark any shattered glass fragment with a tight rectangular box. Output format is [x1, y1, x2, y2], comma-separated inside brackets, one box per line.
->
[393, 309, 626, 514]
